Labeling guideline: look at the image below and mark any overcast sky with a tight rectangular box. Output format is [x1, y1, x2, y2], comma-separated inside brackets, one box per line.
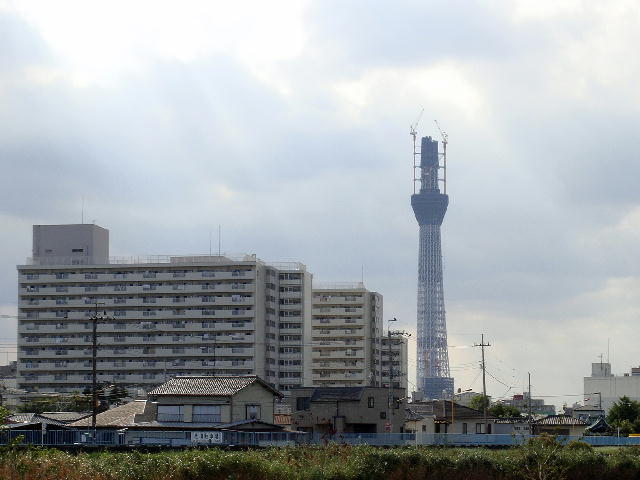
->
[1, 0, 639, 408]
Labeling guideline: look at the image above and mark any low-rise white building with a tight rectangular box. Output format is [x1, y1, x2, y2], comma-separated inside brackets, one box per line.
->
[584, 362, 640, 411]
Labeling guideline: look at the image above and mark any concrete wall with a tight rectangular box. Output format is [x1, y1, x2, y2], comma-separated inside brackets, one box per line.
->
[33, 224, 109, 263]
[584, 375, 640, 411]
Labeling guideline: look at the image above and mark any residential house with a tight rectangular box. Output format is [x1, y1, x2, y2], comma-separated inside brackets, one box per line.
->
[289, 386, 407, 434]
[532, 415, 588, 436]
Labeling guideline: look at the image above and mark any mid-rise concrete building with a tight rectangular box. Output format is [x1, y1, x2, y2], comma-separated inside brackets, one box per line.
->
[310, 284, 383, 388]
[380, 335, 408, 393]
[17, 224, 311, 394]
[584, 362, 640, 411]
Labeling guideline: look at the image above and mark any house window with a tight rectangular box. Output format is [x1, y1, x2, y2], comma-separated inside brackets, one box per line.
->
[193, 405, 221, 423]
[296, 397, 310, 411]
[462, 423, 468, 434]
[368, 397, 375, 408]
[422, 425, 426, 432]
[380, 411, 386, 419]
[157, 405, 184, 422]
[246, 405, 261, 420]
[475, 423, 483, 434]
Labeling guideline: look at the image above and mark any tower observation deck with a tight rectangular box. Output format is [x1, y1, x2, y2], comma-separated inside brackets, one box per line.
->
[411, 135, 453, 399]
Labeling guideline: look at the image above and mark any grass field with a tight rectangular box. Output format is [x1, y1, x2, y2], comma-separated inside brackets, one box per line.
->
[2, 437, 640, 480]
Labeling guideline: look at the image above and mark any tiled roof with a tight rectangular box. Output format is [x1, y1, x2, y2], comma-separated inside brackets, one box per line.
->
[8, 413, 36, 424]
[148, 375, 282, 397]
[309, 387, 365, 402]
[410, 400, 496, 421]
[40, 412, 91, 423]
[69, 400, 147, 428]
[534, 415, 588, 426]
[7, 413, 69, 427]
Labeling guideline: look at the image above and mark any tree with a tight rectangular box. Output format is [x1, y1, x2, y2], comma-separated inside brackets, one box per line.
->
[489, 403, 523, 418]
[607, 396, 640, 434]
[108, 385, 129, 405]
[469, 395, 490, 412]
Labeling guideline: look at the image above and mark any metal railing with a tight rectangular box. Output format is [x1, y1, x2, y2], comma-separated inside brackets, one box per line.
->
[3, 430, 640, 448]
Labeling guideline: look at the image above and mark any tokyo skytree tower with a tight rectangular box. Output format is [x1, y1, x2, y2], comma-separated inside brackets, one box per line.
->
[410, 128, 454, 400]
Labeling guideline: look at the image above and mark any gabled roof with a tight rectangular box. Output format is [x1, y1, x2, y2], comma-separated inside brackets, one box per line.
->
[148, 375, 283, 398]
[309, 387, 365, 402]
[533, 414, 588, 426]
[69, 400, 147, 428]
[40, 412, 91, 423]
[410, 400, 496, 421]
[7, 413, 69, 427]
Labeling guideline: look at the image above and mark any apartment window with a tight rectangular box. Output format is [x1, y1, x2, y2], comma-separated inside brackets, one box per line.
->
[72, 248, 84, 253]
[114, 311, 126, 317]
[143, 272, 156, 279]
[56, 273, 69, 279]
[246, 405, 261, 420]
[143, 373, 156, 380]
[368, 397, 375, 408]
[193, 405, 221, 423]
[157, 405, 184, 422]
[56, 286, 68, 292]
[114, 298, 126, 304]
[173, 271, 186, 278]
[114, 285, 127, 292]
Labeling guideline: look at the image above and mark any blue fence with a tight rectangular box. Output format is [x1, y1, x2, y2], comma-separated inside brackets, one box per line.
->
[2, 430, 640, 447]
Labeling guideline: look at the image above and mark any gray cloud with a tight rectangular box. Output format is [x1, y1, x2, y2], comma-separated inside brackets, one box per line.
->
[1, 2, 640, 406]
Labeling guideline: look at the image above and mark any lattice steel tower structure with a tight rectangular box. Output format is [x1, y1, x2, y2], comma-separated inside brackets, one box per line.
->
[410, 128, 454, 399]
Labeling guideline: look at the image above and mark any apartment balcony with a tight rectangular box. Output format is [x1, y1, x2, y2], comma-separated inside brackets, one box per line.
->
[312, 307, 364, 316]
[315, 349, 365, 359]
[312, 373, 366, 382]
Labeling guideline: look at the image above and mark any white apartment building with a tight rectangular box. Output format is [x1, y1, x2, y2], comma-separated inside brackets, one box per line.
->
[380, 335, 408, 393]
[17, 224, 311, 394]
[584, 362, 640, 412]
[310, 284, 383, 388]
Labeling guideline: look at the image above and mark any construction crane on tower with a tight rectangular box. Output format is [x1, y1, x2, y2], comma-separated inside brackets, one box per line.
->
[434, 119, 448, 194]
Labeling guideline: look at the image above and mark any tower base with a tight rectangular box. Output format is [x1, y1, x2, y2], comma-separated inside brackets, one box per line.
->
[421, 377, 454, 400]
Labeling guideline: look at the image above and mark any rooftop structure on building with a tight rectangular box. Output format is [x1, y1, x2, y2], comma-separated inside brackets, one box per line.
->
[502, 393, 555, 416]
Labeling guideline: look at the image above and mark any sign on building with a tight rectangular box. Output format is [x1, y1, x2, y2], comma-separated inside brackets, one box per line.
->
[191, 431, 223, 444]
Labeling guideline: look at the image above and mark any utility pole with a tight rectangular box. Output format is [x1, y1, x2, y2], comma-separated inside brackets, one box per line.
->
[528, 372, 532, 434]
[474, 334, 491, 434]
[91, 302, 113, 433]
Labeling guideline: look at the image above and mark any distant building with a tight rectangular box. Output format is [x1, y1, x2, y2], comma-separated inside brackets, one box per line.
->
[311, 285, 382, 387]
[503, 393, 555, 416]
[16, 224, 312, 394]
[584, 362, 640, 412]
[288, 386, 407, 434]
[406, 400, 497, 434]
[380, 335, 408, 393]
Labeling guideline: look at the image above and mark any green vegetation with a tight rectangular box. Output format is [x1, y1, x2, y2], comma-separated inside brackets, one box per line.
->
[18, 384, 130, 414]
[468, 395, 522, 418]
[1, 437, 640, 480]
[607, 396, 640, 434]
